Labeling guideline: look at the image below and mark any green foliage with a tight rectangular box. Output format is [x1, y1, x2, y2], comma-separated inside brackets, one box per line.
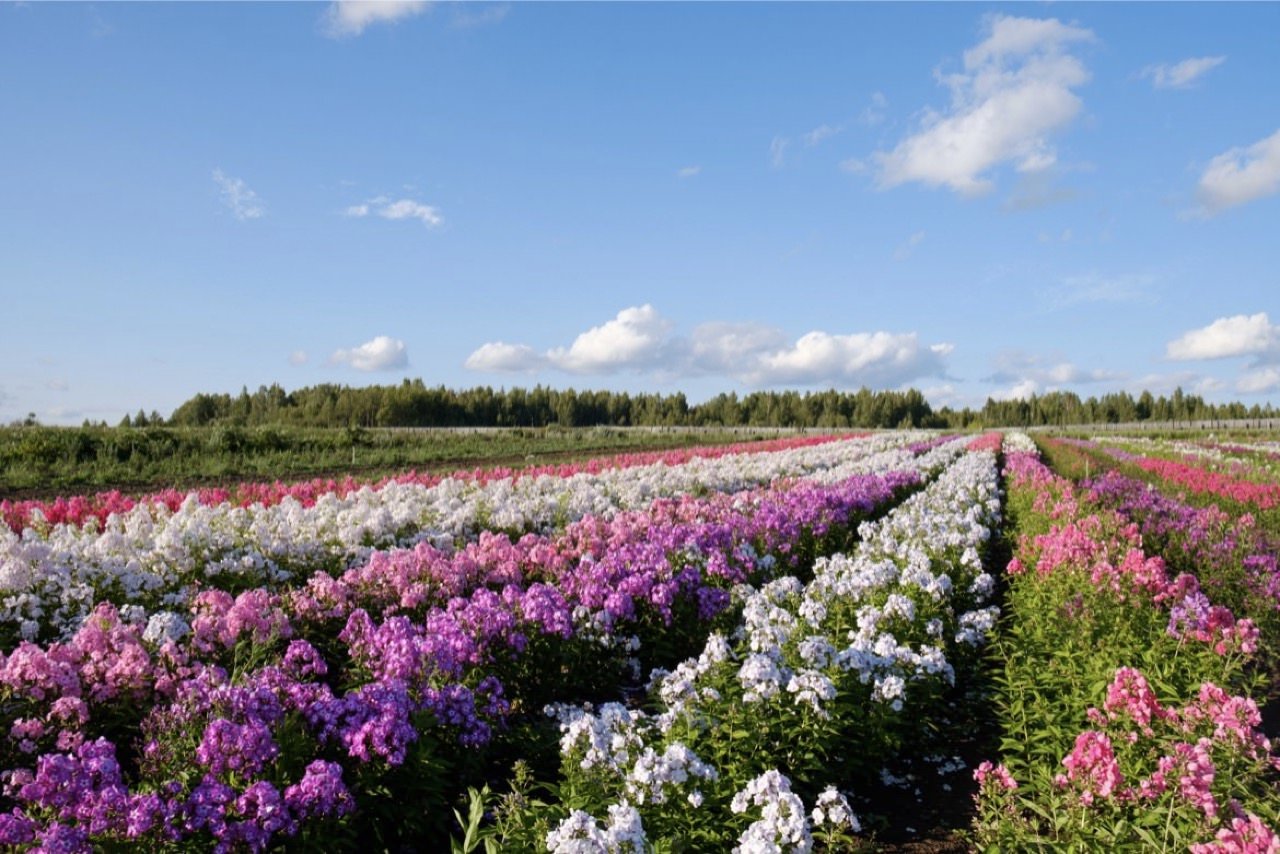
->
[0, 425, 766, 494]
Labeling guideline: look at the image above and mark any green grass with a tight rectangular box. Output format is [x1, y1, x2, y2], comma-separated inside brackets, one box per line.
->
[0, 424, 810, 498]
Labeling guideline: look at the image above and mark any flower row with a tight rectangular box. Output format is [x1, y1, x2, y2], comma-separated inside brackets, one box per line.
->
[973, 434, 1278, 850]
[489, 441, 1003, 852]
[0, 439, 945, 851]
[0, 433, 927, 644]
[0, 435, 852, 535]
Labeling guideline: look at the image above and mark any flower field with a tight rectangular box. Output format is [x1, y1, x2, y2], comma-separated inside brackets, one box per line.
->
[1, 430, 1277, 851]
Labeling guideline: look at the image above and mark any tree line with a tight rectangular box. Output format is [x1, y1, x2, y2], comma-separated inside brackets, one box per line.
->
[128, 381, 1278, 431]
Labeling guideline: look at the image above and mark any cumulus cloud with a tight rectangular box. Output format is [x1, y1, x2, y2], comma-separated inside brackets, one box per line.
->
[323, 0, 430, 37]
[330, 336, 409, 371]
[213, 169, 265, 220]
[346, 195, 443, 228]
[873, 14, 1094, 196]
[689, 322, 789, 374]
[465, 305, 950, 389]
[677, 165, 701, 179]
[1166, 312, 1280, 361]
[984, 350, 1121, 394]
[995, 379, 1041, 402]
[289, 350, 309, 366]
[548, 305, 674, 374]
[1238, 367, 1280, 395]
[464, 342, 547, 372]
[1142, 56, 1225, 89]
[1193, 128, 1280, 216]
[744, 330, 948, 387]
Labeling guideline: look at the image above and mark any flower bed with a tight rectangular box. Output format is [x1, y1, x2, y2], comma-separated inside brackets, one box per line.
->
[0, 434, 922, 645]
[973, 434, 1279, 850]
[487, 440, 1004, 851]
[0, 438, 939, 852]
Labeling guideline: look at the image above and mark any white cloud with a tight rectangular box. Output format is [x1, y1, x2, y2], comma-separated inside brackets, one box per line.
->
[1047, 272, 1155, 308]
[1166, 312, 1280, 361]
[212, 169, 265, 220]
[46, 379, 69, 392]
[860, 92, 888, 126]
[893, 230, 926, 261]
[803, 124, 841, 147]
[688, 322, 789, 374]
[330, 335, 409, 371]
[1193, 128, 1280, 216]
[465, 305, 950, 389]
[984, 350, 1121, 394]
[873, 14, 1094, 196]
[677, 165, 702, 179]
[323, 0, 430, 37]
[463, 342, 546, 372]
[380, 198, 442, 227]
[452, 3, 508, 28]
[346, 196, 443, 228]
[744, 330, 947, 387]
[289, 350, 309, 366]
[995, 379, 1041, 401]
[1142, 56, 1225, 89]
[770, 136, 790, 169]
[1238, 367, 1280, 395]
[548, 305, 674, 374]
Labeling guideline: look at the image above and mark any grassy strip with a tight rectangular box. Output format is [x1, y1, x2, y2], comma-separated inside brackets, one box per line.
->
[0, 425, 798, 496]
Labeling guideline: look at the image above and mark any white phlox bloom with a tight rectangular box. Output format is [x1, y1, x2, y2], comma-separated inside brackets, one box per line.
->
[142, 610, 191, 645]
[811, 786, 861, 833]
[730, 769, 814, 853]
[786, 668, 837, 716]
[1002, 432, 1038, 454]
[554, 703, 647, 776]
[624, 742, 718, 805]
[546, 810, 609, 853]
[738, 652, 787, 703]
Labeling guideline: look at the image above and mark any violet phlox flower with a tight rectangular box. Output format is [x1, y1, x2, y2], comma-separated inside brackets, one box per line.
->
[322, 680, 419, 766]
[195, 717, 279, 779]
[280, 639, 328, 679]
[190, 589, 293, 653]
[421, 682, 494, 747]
[283, 760, 354, 820]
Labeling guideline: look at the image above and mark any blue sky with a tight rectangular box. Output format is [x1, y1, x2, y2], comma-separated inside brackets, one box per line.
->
[2, 1, 1278, 425]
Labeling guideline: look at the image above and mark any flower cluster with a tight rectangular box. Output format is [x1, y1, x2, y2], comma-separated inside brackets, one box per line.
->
[1, 434, 916, 642]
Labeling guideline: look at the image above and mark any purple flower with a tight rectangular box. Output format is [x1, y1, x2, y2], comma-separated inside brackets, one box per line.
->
[196, 718, 279, 779]
[283, 760, 354, 820]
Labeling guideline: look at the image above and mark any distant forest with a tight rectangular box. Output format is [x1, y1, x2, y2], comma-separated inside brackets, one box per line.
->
[106, 381, 1280, 430]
